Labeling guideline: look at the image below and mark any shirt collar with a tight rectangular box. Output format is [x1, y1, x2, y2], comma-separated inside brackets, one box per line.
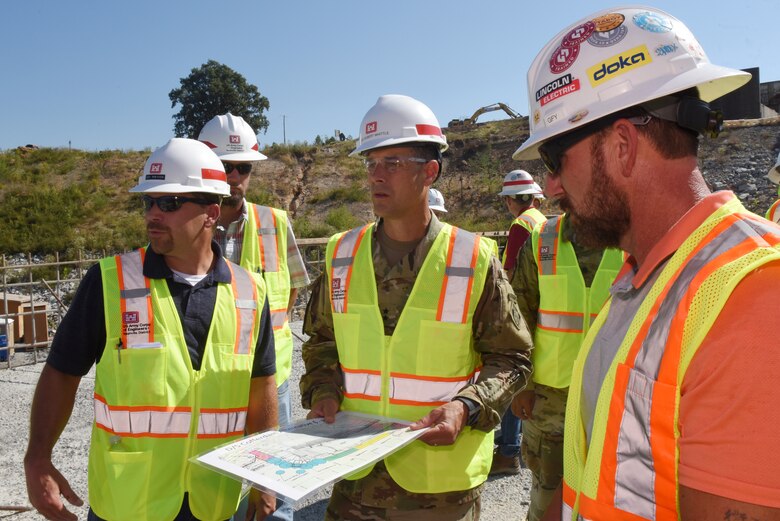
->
[142, 240, 231, 284]
[628, 191, 735, 288]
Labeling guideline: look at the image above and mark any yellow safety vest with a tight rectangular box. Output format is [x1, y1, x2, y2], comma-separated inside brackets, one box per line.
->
[89, 249, 264, 521]
[766, 199, 780, 224]
[325, 223, 493, 493]
[532, 214, 624, 388]
[501, 207, 547, 265]
[562, 197, 780, 521]
[240, 203, 293, 386]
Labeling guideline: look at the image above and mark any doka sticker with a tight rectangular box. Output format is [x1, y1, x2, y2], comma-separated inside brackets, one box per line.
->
[549, 44, 580, 74]
[633, 11, 672, 33]
[587, 44, 652, 87]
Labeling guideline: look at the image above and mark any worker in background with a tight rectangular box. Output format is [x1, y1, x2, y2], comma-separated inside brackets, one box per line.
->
[428, 187, 448, 214]
[198, 113, 309, 521]
[490, 170, 546, 478]
[499, 169, 546, 274]
[509, 181, 623, 519]
[513, 6, 780, 519]
[24, 138, 279, 521]
[300, 94, 533, 520]
[766, 150, 780, 223]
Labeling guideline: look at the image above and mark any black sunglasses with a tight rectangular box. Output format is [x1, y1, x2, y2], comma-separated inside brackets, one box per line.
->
[538, 111, 651, 174]
[222, 162, 253, 175]
[142, 195, 216, 213]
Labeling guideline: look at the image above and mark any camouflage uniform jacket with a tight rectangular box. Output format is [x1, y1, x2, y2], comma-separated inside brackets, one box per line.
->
[301, 213, 533, 432]
[510, 213, 607, 392]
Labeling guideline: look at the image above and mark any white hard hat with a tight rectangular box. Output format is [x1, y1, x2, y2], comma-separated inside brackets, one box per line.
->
[130, 138, 230, 196]
[198, 113, 267, 161]
[498, 170, 545, 199]
[350, 94, 448, 156]
[514, 6, 751, 160]
[428, 188, 448, 213]
[767, 151, 780, 185]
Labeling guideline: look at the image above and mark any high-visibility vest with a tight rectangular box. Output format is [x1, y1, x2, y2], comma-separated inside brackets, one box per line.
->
[89, 249, 263, 521]
[766, 199, 780, 224]
[325, 223, 494, 493]
[501, 207, 547, 265]
[562, 197, 780, 521]
[532, 214, 624, 388]
[240, 203, 293, 386]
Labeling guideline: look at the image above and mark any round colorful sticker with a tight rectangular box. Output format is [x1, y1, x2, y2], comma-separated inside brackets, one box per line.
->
[592, 13, 625, 32]
[633, 11, 672, 33]
[549, 44, 580, 73]
[562, 21, 596, 48]
[587, 25, 628, 47]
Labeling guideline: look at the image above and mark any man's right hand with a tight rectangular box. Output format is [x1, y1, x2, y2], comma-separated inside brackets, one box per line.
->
[307, 397, 339, 423]
[24, 457, 83, 521]
[512, 389, 536, 420]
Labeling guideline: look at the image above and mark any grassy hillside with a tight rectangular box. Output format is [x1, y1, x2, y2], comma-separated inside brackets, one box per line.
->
[1, 116, 778, 257]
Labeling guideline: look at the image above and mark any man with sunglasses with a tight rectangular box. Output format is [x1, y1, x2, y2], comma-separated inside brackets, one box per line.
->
[198, 113, 309, 521]
[513, 7, 780, 520]
[24, 138, 279, 521]
[300, 94, 533, 520]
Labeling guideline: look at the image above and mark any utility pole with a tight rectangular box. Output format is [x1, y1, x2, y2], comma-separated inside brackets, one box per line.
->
[282, 115, 287, 145]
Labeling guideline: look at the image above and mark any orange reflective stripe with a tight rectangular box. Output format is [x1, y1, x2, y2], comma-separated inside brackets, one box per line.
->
[436, 228, 479, 323]
[270, 308, 288, 330]
[330, 225, 370, 314]
[388, 369, 479, 406]
[198, 407, 248, 438]
[537, 309, 585, 333]
[342, 365, 382, 401]
[226, 262, 258, 355]
[116, 249, 153, 347]
[253, 205, 280, 273]
[94, 393, 191, 438]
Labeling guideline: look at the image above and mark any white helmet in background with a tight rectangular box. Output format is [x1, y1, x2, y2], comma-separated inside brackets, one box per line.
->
[514, 6, 751, 160]
[351, 94, 448, 156]
[428, 188, 448, 213]
[767, 151, 780, 185]
[198, 113, 267, 161]
[498, 170, 545, 199]
[130, 138, 230, 196]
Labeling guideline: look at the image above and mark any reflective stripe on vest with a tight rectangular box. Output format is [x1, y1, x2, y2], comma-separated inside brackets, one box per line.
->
[767, 199, 780, 224]
[270, 308, 288, 330]
[198, 407, 248, 438]
[538, 309, 584, 333]
[252, 205, 279, 272]
[116, 249, 154, 347]
[538, 215, 563, 275]
[225, 262, 258, 355]
[342, 366, 480, 406]
[94, 393, 190, 438]
[564, 207, 780, 521]
[437, 227, 480, 323]
[329, 224, 371, 314]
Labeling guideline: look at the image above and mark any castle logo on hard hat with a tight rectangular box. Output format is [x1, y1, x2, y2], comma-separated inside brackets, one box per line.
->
[587, 44, 651, 87]
[146, 162, 164, 180]
[366, 121, 378, 134]
[230, 135, 241, 144]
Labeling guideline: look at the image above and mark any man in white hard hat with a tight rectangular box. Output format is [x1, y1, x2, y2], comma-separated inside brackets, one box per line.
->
[513, 6, 780, 519]
[199, 113, 309, 521]
[428, 187, 448, 214]
[488, 170, 547, 479]
[300, 94, 533, 520]
[765, 150, 780, 224]
[24, 138, 279, 521]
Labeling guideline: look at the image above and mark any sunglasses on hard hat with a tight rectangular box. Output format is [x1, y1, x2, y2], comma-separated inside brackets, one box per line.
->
[538, 112, 651, 174]
[142, 195, 216, 213]
[222, 162, 253, 175]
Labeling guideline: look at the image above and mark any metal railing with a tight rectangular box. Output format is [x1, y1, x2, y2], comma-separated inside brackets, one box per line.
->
[1, 231, 507, 369]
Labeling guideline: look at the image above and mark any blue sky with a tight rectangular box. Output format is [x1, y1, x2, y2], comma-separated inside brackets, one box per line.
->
[1, 1, 777, 152]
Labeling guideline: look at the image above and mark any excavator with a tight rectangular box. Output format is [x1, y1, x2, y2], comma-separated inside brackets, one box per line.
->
[448, 102, 522, 128]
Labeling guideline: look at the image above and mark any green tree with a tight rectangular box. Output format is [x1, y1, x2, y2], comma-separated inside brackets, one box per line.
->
[169, 60, 270, 138]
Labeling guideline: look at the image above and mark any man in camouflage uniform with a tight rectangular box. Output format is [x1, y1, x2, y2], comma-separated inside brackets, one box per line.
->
[510, 201, 622, 521]
[301, 94, 533, 521]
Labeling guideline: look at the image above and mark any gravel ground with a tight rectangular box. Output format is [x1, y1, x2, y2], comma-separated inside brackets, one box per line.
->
[0, 321, 530, 520]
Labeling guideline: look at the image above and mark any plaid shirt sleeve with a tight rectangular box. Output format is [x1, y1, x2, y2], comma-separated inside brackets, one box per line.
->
[285, 218, 310, 288]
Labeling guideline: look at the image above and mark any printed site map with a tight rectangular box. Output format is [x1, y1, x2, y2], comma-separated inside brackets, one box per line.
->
[195, 411, 426, 504]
